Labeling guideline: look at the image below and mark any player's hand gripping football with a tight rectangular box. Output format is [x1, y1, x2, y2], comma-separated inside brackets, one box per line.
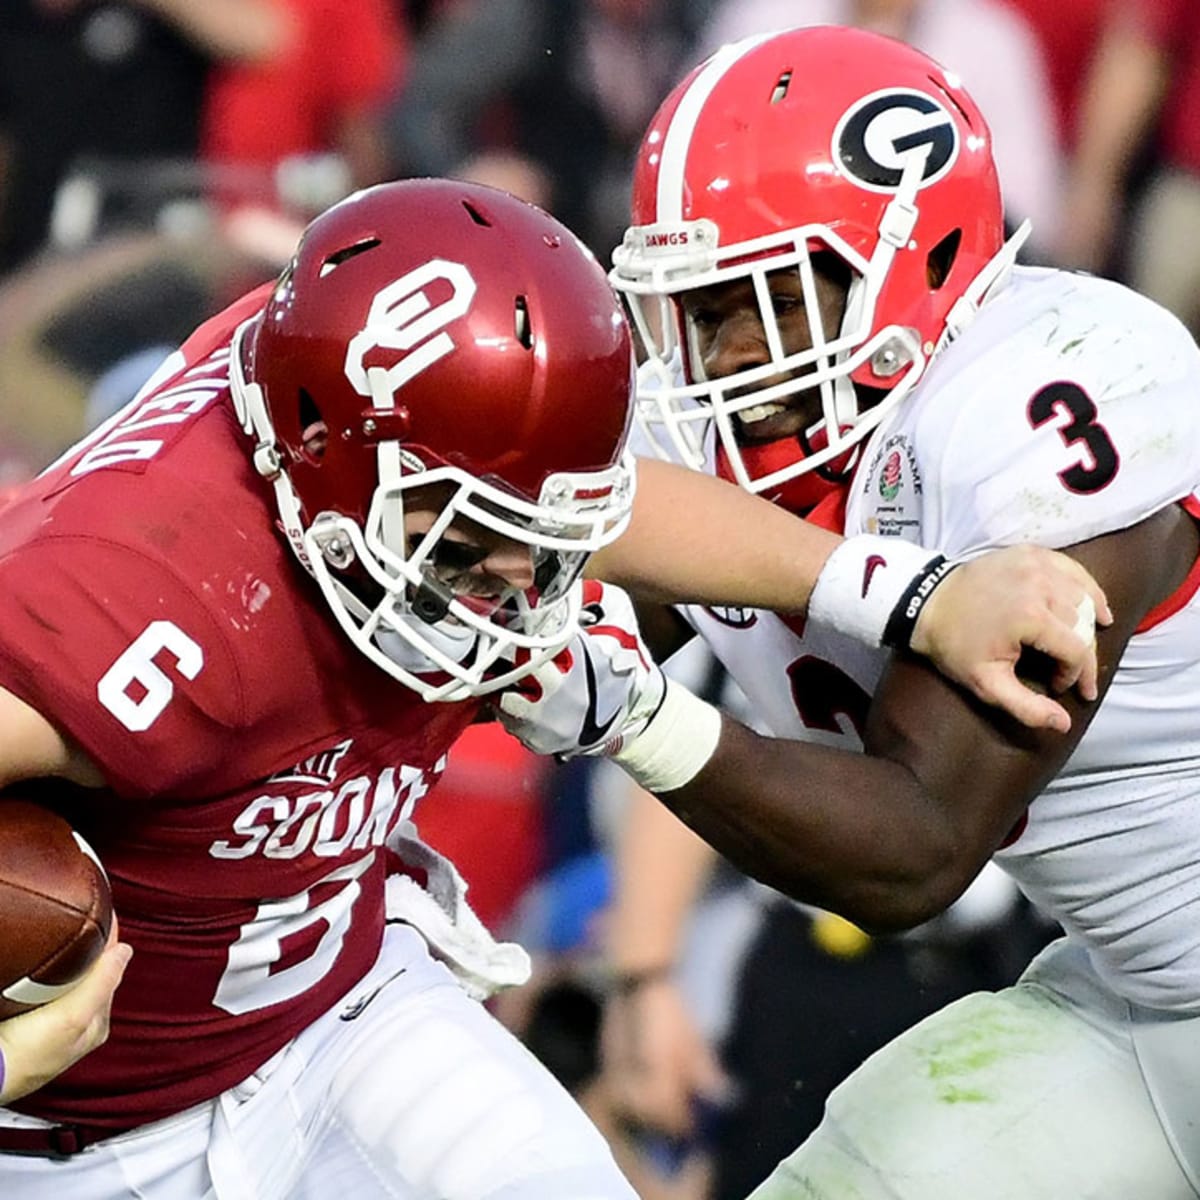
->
[497, 580, 665, 759]
[911, 544, 1112, 734]
[0, 921, 131, 1104]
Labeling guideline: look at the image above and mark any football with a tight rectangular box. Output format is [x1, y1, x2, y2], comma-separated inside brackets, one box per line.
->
[0, 799, 113, 1020]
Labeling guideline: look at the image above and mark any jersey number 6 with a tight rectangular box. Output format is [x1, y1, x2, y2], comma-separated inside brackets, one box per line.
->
[97, 620, 204, 731]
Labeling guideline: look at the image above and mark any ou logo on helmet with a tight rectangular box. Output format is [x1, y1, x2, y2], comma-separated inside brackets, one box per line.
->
[344, 258, 477, 403]
[832, 88, 960, 194]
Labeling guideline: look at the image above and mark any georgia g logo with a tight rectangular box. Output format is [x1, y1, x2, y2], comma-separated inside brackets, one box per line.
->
[344, 258, 476, 403]
[832, 88, 959, 194]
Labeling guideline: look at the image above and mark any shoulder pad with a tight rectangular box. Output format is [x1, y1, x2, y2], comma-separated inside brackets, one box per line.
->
[854, 271, 1200, 554]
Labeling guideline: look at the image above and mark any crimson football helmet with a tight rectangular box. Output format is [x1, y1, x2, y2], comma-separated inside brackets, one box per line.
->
[231, 179, 636, 701]
[611, 26, 1026, 508]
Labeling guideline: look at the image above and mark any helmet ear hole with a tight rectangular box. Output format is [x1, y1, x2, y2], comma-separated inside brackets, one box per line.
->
[927, 229, 962, 289]
[298, 388, 327, 461]
[810, 251, 854, 305]
[514, 295, 533, 348]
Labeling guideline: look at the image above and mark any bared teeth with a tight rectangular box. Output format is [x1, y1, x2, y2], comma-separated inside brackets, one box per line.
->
[736, 401, 787, 425]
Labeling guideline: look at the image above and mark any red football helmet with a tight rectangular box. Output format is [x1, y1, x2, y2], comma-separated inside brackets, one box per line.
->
[231, 179, 636, 700]
[611, 26, 1023, 508]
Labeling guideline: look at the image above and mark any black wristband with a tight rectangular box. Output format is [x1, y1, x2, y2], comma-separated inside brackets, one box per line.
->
[611, 965, 674, 996]
[881, 555, 959, 650]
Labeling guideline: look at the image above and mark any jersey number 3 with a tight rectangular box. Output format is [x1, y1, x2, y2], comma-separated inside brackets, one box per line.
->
[1027, 381, 1119, 494]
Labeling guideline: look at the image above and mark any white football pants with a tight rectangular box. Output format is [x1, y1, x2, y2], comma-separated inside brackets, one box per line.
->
[749, 936, 1200, 1199]
[0, 923, 637, 1199]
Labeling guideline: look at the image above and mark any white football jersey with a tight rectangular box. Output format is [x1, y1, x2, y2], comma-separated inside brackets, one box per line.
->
[671, 267, 1200, 1012]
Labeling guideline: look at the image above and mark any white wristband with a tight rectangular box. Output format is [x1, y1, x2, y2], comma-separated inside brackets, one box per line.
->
[609, 678, 723, 794]
[807, 534, 947, 649]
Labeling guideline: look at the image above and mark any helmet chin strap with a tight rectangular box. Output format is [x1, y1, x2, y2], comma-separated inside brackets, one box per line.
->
[229, 320, 324, 576]
[366, 364, 410, 567]
[317, 555, 480, 674]
[374, 614, 478, 672]
[831, 373, 859, 426]
[939, 219, 1033, 348]
[717, 423, 854, 516]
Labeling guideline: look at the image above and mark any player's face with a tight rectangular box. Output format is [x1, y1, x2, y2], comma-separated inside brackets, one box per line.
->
[403, 489, 536, 608]
[304, 426, 538, 602]
[679, 263, 849, 441]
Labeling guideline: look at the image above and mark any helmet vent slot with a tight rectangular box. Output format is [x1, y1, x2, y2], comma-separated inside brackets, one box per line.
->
[926, 229, 962, 289]
[318, 238, 381, 277]
[514, 296, 533, 348]
[931, 75, 973, 125]
[770, 71, 792, 104]
[462, 201, 492, 227]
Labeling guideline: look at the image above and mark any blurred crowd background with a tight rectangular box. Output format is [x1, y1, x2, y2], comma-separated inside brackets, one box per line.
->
[0, 2, 1195, 1198]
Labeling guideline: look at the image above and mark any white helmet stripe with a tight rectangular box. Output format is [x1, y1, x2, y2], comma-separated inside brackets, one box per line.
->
[656, 35, 775, 221]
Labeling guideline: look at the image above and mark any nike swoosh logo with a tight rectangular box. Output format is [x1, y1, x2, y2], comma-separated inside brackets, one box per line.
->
[861, 554, 887, 598]
[338, 966, 407, 1021]
[579, 643, 623, 747]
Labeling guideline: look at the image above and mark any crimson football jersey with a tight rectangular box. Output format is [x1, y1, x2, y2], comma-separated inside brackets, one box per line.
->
[0, 290, 480, 1132]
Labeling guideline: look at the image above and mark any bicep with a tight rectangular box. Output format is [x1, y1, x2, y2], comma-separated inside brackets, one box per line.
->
[0, 685, 102, 788]
[866, 507, 1198, 860]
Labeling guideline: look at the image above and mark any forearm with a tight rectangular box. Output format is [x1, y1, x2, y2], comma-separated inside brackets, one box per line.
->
[390, 0, 538, 174]
[130, 0, 288, 62]
[655, 716, 972, 933]
[1070, 21, 1168, 190]
[589, 459, 839, 612]
[0, 685, 104, 789]
[607, 782, 718, 974]
[333, 113, 392, 191]
[616, 524, 1166, 929]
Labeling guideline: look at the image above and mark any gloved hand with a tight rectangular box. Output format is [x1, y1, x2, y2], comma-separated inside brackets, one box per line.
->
[497, 580, 666, 759]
